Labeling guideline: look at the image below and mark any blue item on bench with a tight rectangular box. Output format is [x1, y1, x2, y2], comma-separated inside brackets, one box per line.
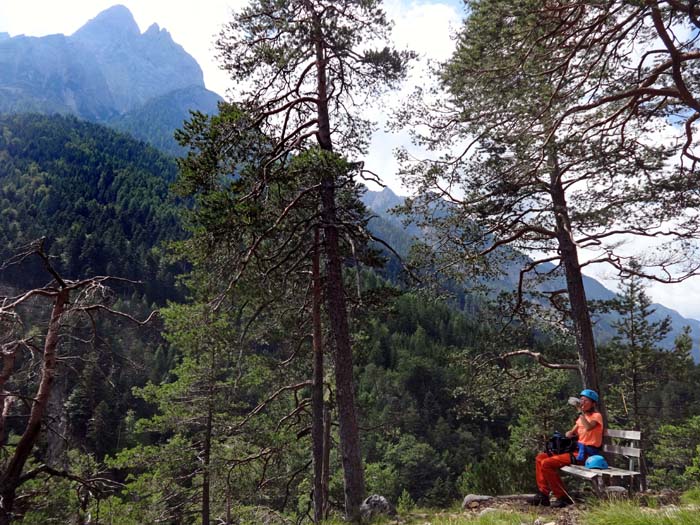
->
[584, 455, 609, 469]
[575, 442, 602, 462]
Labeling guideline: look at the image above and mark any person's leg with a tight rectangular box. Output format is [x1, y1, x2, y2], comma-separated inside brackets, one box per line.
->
[540, 453, 572, 499]
[535, 452, 551, 495]
[529, 452, 551, 505]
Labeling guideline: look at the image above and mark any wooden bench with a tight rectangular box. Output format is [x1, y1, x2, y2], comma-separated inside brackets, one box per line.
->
[560, 429, 641, 496]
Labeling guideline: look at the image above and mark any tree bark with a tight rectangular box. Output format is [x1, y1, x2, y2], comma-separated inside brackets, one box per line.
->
[311, 227, 325, 523]
[320, 183, 365, 522]
[202, 399, 212, 525]
[548, 148, 607, 424]
[0, 288, 68, 524]
[322, 400, 331, 519]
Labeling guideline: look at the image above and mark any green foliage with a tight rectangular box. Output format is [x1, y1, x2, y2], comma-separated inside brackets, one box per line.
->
[16, 452, 107, 524]
[465, 511, 534, 525]
[0, 113, 184, 303]
[599, 262, 694, 432]
[456, 450, 530, 497]
[107, 436, 201, 523]
[364, 462, 400, 502]
[507, 369, 574, 461]
[384, 434, 450, 503]
[680, 487, 700, 505]
[18, 477, 76, 524]
[647, 416, 700, 489]
[397, 489, 415, 513]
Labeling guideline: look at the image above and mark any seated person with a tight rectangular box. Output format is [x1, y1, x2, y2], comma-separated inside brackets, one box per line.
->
[528, 389, 604, 508]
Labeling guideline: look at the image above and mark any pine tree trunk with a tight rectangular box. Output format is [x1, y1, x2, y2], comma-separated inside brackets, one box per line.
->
[322, 401, 332, 519]
[311, 11, 364, 523]
[548, 148, 606, 423]
[320, 180, 365, 522]
[311, 227, 325, 523]
[202, 401, 212, 525]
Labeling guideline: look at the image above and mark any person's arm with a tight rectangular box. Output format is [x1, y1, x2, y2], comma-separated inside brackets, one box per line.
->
[565, 422, 578, 439]
[577, 411, 600, 431]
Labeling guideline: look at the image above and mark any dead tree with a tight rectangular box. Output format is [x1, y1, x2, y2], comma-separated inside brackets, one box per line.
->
[0, 240, 155, 524]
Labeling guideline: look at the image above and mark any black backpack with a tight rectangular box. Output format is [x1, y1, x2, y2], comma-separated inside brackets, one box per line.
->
[546, 432, 578, 456]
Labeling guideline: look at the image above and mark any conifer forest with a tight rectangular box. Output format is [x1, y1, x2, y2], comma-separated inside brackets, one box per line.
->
[3, 1, 700, 524]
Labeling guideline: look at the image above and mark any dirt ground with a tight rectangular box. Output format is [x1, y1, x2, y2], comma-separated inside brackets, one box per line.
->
[463, 497, 583, 525]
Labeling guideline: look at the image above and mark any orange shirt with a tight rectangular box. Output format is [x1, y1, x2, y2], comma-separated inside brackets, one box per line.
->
[575, 411, 604, 447]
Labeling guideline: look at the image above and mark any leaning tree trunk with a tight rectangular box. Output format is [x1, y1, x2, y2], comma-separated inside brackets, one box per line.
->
[311, 11, 364, 523]
[0, 288, 68, 525]
[548, 148, 607, 424]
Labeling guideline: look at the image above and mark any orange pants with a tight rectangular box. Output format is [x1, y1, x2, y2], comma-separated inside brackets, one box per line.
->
[535, 451, 573, 498]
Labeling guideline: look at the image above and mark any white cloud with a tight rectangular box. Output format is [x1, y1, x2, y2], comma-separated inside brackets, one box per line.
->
[363, 1, 462, 194]
[387, 0, 462, 61]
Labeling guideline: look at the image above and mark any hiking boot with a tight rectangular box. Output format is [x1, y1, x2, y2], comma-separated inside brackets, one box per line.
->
[551, 495, 574, 508]
[527, 491, 550, 506]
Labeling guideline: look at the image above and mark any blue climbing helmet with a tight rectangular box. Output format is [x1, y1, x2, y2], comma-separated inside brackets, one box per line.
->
[584, 455, 609, 469]
[580, 389, 599, 403]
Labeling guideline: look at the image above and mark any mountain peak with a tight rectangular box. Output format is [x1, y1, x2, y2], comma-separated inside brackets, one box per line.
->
[145, 23, 161, 35]
[362, 185, 405, 215]
[73, 5, 140, 39]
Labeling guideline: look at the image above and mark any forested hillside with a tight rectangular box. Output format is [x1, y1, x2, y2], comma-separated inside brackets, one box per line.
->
[362, 188, 700, 362]
[1, 111, 699, 524]
[0, 113, 183, 302]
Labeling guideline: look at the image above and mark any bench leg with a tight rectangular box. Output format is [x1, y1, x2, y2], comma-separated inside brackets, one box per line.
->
[591, 476, 604, 497]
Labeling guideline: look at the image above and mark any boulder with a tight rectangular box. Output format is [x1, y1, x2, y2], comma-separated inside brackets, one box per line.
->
[462, 494, 494, 509]
[360, 494, 396, 520]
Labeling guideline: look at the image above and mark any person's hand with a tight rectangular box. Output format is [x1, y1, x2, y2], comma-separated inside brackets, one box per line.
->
[565, 431, 575, 438]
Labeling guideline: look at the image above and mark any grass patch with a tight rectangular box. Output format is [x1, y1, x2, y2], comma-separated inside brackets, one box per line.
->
[583, 500, 698, 525]
[325, 509, 534, 525]
[680, 487, 700, 505]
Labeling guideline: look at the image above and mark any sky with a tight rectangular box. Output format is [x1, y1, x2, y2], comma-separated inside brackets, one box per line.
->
[3, 1, 700, 320]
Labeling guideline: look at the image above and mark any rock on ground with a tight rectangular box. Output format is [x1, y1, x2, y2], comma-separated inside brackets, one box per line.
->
[360, 494, 396, 520]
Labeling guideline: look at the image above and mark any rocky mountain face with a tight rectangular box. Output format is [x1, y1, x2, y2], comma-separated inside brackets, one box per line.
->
[0, 4, 221, 153]
[362, 186, 700, 362]
[71, 5, 205, 113]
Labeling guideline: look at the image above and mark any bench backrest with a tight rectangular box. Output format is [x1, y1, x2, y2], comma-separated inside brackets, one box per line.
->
[603, 428, 642, 471]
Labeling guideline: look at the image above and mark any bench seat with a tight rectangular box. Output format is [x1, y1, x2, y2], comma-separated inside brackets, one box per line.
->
[560, 464, 640, 480]
[560, 428, 642, 495]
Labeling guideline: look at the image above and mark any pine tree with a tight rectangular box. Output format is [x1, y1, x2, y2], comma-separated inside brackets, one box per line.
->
[213, 3, 413, 519]
[601, 262, 679, 432]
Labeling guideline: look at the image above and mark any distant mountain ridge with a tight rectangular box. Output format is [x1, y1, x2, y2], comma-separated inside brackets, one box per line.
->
[0, 4, 221, 154]
[362, 186, 700, 363]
